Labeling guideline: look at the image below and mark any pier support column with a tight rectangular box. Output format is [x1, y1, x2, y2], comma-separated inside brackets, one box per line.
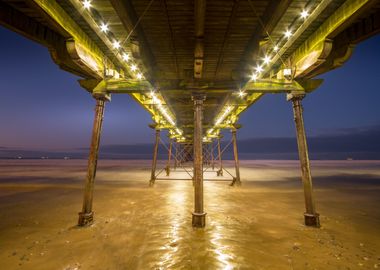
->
[192, 94, 206, 227]
[174, 142, 178, 170]
[78, 97, 107, 226]
[231, 126, 241, 186]
[211, 141, 215, 170]
[150, 128, 160, 185]
[289, 94, 320, 227]
[166, 139, 172, 176]
[217, 136, 223, 176]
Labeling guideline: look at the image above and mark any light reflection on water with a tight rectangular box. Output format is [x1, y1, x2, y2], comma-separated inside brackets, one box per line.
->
[157, 182, 188, 269]
[154, 180, 237, 269]
[209, 218, 235, 269]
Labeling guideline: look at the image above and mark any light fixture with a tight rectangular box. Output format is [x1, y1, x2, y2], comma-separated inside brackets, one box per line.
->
[130, 64, 137, 72]
[136, 73, 143, 80]
[251, 73, 258, 81]
[273, 45, 279, 52]
[100, 23, 108, 32]
[122, 53, 130, 62]
[112, 40, 120, 49]
[283, 68, 293, 80]
[301, 10, 309, 19]
[263, 55, 271, 65]
[285, 29, 292, 39]
[238, 90, 246, 97]
[255, 65, 263, 73]
[83, 0, 91, 9]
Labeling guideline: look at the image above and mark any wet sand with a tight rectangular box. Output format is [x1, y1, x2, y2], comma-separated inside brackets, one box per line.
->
[0, 159, 379, 269]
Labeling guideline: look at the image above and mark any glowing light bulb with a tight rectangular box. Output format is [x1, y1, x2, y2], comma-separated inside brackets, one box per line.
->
[83, 0, 91, 9]
[238, 90, 246, 97]
[255, 65, 263, 73]
[130, 64, 137, 71]
[263, 55, 271, 65]
[122, 53, 130, 62]
[301, 10, 309, 19]
[136, 73, 143, 80]
[251, 73, 258, 81]
[285, 30, 292, 38]
[100, 23, 108, 32]
[112, 40, 120, 49]
[273, 45, 279, 52]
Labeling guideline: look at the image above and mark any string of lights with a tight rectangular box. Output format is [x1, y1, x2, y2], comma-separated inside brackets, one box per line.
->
[80, 0, 183, 138]
[207, 1, 325, 138]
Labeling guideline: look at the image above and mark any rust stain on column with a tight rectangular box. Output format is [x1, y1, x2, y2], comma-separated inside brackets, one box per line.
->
[291, 95, 320, 227]
[192, 94, 206, 227]
[78, 98, 106, 226]
[231, 128, 241, 186]
[150, 128, 160, 185]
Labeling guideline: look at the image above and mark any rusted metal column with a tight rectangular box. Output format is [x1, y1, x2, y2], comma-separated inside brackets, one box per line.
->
[289, 94, 320, 227]
[192, 94, 206, 227]
[166, 139, 172, 176]
[217, 136, 223, 176]
[78, 98, 106, 226]
[174, 142, 178, 170]
[150, 128, 160, 185]
[231, 126, 241, 186]
[211, 141, 215, 170]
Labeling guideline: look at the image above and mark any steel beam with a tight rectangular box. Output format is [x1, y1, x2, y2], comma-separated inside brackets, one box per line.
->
[194, 0, 206, 79]
[288, 94, 320, 227]
[78, 98, 107, 226]
[192, 94, 206, 227]
[150, 128, 160, 185]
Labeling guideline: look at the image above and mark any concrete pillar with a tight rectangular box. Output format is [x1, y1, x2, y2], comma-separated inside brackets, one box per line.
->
[231, 127, 241, 186]
[289, 94, 320, 227]
[166, 139, 172, 176]
[150, 128, 160, 185]
[78, 98, 106, 226]
[216, 136, 223, 176]
[192, 94, 206, 227]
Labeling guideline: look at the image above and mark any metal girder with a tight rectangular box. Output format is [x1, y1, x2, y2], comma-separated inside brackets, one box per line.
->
[240, 0, 293, 74]
[287, 0, 373, 78]
[194, 0, 206, 79]
[32, 0, 119, 78]
[244, 79, 304, 93]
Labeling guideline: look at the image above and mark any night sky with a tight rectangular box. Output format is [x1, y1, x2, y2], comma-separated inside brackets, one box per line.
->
[0, 26, 379, 157]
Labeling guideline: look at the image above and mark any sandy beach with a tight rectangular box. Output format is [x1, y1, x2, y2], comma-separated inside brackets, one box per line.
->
[0, 159, 379, 269]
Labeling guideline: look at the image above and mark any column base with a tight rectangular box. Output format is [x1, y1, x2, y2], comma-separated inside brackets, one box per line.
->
[304, 212, 320, 227]
[78, 211, 94, 226]
[165, 166, 170, 176]
[192, 212, 206, 228]
[216, 169, 223, 176]
[230, 177, 241, 186]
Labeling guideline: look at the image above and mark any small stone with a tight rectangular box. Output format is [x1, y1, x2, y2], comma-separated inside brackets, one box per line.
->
[293, 242, 301, 251]
[364, 257, 369, 261]
[360, 243, 364, 247]
[374, 264, 378, 268]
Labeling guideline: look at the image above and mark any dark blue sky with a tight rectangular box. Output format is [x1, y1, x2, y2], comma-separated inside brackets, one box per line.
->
[0, 26, 379, 150]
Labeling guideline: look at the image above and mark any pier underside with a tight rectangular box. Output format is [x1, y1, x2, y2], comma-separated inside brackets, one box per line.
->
[0, 0, 379, 228]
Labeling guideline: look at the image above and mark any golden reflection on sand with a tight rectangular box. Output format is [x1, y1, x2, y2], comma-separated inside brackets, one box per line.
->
[157, 181, 188, 268]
